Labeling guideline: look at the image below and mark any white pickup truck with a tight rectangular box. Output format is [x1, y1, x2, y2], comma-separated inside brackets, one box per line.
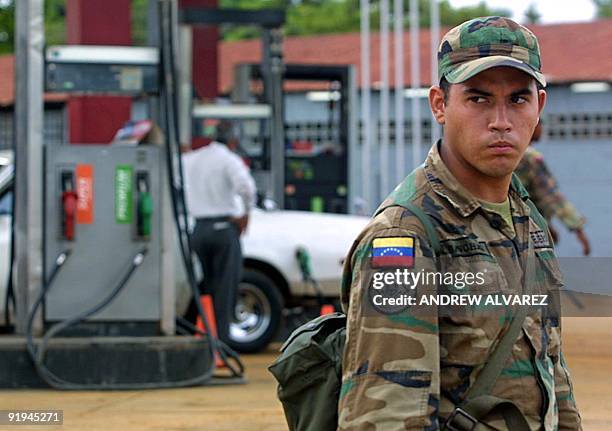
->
[0, 151, 369, 352]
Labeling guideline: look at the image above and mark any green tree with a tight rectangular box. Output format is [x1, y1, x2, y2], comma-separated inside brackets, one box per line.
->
[592, 0, 612, 17]
[45, 0, 67, 46]
[133, 0, 149, 45]
[221, 0, 511, 40]
[0, 0, 150, 54]
[523, 3, 541, 24]
[284, 0, 362, 38]
[0, 0, 68, 54]
[437, 0, 510, 28]
[219, 0, 286, 40]
[0, 0, 514, 52]
[0, 1, 14, 54]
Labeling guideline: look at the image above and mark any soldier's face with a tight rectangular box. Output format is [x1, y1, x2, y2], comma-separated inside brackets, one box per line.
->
[432, 67, 546, 179]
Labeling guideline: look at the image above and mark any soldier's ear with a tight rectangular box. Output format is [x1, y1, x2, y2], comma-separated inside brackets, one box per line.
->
[537, 88, 547, 117]
[429, 86, 446, 125]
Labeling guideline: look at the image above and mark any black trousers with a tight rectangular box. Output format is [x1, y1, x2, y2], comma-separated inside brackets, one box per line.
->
[191, 217, 242, 344]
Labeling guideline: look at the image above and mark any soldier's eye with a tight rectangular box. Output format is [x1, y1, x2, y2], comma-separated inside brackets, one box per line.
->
[511, 96, 527, 104]
[469, 96, 487, 104]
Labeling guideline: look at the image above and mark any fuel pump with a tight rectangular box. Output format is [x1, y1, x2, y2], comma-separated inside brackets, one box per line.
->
[232, 64, 357, 214]
[5, 0, 263, 390]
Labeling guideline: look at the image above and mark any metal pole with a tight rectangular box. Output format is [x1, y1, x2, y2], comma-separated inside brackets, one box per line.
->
[262, 28, 285, 209]
[346, 66, 359, 214]
[430, 0, 441, 144]
[178, 24, 193, 147]
[360, 0, 371, 212]
[394, 0, 405, 184]
[146, 0, 161, 126]
[410, 0, 422, 168]
[14, 0, 45, 334]
[161, 0, 179, 336]
[379, 0, 390, 197]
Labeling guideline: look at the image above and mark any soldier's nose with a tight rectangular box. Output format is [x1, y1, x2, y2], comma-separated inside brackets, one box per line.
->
[489, 105, 512, 133]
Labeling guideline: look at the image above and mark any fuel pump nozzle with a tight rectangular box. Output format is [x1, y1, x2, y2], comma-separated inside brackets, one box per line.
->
[61, 172, 78, 241]
[295, 246, 335, 315]
[136, 172, 153, 239]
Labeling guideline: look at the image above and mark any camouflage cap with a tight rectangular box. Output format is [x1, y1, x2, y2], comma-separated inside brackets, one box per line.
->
[438, 16, 546, 87]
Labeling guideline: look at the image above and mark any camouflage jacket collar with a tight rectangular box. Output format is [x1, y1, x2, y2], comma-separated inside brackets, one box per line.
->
[423, 140, 530, 218]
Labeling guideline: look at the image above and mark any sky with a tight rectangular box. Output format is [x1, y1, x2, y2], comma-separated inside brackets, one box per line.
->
[447, 0, 597, 24]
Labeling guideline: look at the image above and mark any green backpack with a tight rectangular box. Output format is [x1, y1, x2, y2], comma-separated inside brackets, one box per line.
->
[269, 198, 543, 431]
[268, 202, 441, 431]
[268, 311, 346, 431]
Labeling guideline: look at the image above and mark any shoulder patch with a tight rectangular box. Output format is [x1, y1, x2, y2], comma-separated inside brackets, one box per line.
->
[371, 236, 415, 268]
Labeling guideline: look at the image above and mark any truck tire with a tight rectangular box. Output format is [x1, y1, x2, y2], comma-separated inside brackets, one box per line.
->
[227, 268, 284, 353]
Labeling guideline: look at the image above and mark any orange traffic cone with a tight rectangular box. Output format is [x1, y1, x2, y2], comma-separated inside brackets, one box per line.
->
[320, 303, 335, 315]
[195, 295, 224, 368]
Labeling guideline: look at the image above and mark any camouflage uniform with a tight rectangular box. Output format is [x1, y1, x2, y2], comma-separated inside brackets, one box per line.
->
[338, 143, 582, 430]
[515, 147, 586, 231]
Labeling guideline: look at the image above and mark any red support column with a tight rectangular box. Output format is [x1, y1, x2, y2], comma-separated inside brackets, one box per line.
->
[179, 0, 219, 148]
[179, 0, 219, 100]
[66, 0, 132, 144]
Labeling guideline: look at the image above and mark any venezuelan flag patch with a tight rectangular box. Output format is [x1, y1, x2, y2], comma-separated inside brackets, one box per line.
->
[371, 236, 415, 268]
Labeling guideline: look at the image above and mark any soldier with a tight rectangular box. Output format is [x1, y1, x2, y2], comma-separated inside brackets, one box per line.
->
[515, 123, 591, 255]
[338, 17, 582, 430]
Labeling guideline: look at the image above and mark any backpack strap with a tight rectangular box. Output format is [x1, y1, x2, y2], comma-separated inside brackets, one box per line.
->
[401, 202, 442, 258]
[445, 396, 530, 431]
[449, 297, 532, 430]
[463, 302, 531, 400]
[445, 294, 532, 430]
[513, 172, 549, 233]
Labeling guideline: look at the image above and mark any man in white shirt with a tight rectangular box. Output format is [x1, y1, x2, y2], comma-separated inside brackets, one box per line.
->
[182, 120, 257, 345]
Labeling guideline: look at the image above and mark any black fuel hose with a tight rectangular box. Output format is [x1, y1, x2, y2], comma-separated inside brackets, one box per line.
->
[158, 0, 244, 379]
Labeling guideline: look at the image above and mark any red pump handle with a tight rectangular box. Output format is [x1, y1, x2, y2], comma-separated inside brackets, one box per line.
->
[62, 191, 78, 241]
